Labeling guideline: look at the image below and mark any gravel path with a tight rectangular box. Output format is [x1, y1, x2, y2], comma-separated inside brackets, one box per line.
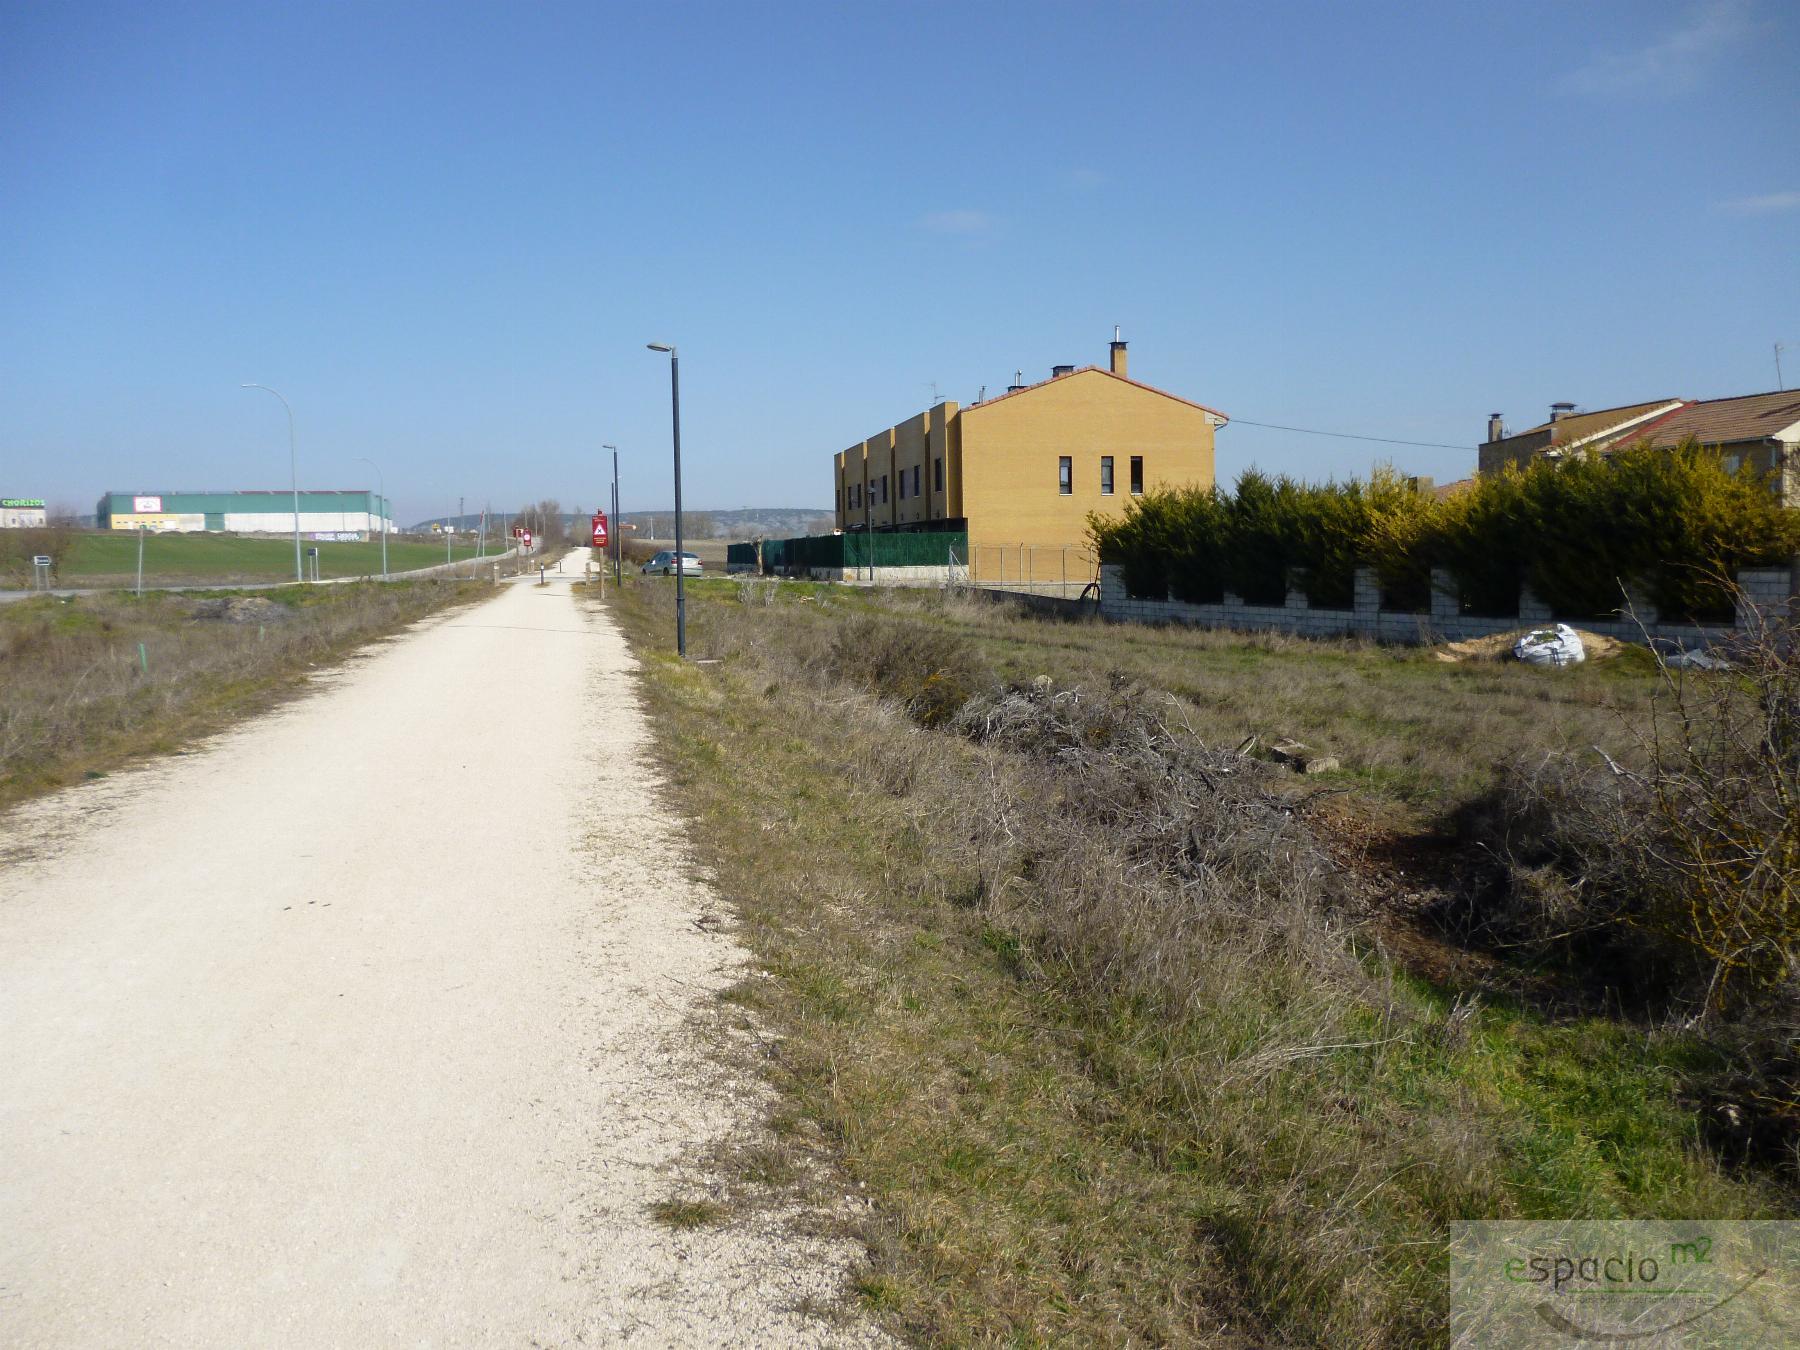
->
[0, 558, 883, 1346]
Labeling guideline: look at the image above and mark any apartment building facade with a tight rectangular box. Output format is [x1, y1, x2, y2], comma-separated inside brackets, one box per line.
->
[832, 335, 1226, 581]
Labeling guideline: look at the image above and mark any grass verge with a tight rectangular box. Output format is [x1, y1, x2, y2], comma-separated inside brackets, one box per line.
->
[25, 529, 502, 586]
[0, 580, 487, 812]
[600, 575, 1792, 1346]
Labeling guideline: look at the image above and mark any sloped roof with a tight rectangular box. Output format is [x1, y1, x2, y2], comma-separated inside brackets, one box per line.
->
[1493, 399, 1680, 446]
[961, 365, 1228, 423]
[1609, 389, 1800, 449]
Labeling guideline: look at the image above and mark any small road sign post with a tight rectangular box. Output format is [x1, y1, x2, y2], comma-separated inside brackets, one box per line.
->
[32, 555, 52, 591]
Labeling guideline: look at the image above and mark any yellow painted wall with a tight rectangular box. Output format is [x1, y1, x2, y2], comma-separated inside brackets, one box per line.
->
[891, 412, 930, 526]
[823, 366, 1216, 583]
[927, 401, 959, 521]
[959, 369, 1215, 576]
[867, 428, 896, 529]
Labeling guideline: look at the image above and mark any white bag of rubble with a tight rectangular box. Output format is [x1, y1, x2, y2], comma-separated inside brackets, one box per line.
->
[1513, 623, 1586, 668]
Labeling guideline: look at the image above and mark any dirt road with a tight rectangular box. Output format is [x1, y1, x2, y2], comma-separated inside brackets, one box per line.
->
[0, 559, 880, 1346]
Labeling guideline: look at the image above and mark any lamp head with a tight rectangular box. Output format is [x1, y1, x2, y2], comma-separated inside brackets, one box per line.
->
[646, 342, 673, 353]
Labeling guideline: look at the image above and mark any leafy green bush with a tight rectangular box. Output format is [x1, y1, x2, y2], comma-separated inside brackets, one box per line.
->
[1092, 467, 1439, 609]
[1094, 443, 1798, 621]
[1424, 470, 1532, 617]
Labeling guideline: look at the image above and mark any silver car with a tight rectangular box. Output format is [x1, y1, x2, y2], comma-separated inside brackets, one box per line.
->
[640, 550, 703, 576]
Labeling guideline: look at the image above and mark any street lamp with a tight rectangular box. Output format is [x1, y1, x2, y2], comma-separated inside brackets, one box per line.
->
[358, 456, 388, 578]
[602, 443, 620, 585]
[240, 383, 303, 583]
[645, 343, 685, 657]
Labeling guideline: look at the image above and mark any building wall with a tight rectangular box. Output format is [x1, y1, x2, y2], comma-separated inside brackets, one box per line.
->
[1477, 429, 1553, 475]
[1, 499, 48, 528]
[856, 429, 895, 530]
[959, 368, 1215, 559]
[891, 411, 931, 527]
[99, 490, 395, 534]
[931, 400, 960, 520]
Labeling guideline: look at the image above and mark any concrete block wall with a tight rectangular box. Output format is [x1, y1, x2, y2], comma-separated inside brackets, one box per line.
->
[1737, 567, 1796, 630]
[1098, 561, 1795, 649]
[804, 564, 953, 586]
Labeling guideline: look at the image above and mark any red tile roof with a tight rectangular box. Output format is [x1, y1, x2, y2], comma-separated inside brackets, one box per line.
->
[1605, 390, 1800, 450]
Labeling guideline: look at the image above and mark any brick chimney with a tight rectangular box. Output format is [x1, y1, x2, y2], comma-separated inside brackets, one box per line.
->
[1109, 325, 1128, 378]
[1486, 413, 1504, 442]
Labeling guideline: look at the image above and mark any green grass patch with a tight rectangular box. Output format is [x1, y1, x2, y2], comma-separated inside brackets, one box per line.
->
[53, 530, 498, 583]
[649, 1198, 727, 1230]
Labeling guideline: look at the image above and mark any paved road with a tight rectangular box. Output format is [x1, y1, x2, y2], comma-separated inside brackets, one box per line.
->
[0, 559, 877, 1346]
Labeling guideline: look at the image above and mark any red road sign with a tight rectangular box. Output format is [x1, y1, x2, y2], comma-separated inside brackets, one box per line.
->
[591, 512, 608, 548]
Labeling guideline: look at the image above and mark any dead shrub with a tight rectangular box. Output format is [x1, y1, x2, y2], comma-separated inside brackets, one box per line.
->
[1454, 592, 1798, 1016]
[947, 677, 1364, 1016]
[825, 614, 991, 728]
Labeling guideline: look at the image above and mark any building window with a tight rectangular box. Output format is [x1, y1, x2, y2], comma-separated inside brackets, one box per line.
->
[898, 471, 906, 500]
[881, 475, 888, 504]
[934, 457, 943, 492]
[837, 487, 842, 513]
[1130, 455, 1144, 495]
[1100, 456, 1114, 495]
[1058, 456, 1072, 495]
[1722, 452, 1743, 475]
[913, 464, 921, 497]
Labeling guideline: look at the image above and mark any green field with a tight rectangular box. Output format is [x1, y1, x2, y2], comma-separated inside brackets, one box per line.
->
[52, 531, 503, 584]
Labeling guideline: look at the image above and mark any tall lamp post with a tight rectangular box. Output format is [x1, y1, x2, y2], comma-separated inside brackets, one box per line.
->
[358, 456, 388, 578]
[602, 443, 620, 584]
[241, 383, 302, 583]
[645, 343, 685, 657]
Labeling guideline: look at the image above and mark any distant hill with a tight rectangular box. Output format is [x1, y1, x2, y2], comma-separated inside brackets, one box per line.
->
[409, 507, 833, 539]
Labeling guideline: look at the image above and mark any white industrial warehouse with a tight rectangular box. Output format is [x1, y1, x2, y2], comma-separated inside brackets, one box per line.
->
[96, 490, 395, 538]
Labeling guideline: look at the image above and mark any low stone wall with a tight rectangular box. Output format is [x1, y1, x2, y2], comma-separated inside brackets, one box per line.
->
[803, 564, 954, 585]
[1099, 563, 1797, 648]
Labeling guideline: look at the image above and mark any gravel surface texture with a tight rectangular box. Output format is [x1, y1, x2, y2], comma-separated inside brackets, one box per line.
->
[0, 556, 884, 1347]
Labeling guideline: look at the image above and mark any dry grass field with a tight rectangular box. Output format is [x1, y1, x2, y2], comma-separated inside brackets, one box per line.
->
[597, 575, 1794, 1347]
[0, 580, 487, 811]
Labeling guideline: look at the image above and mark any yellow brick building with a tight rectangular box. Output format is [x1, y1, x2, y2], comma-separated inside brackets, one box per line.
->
[832, 335, 1226, 585]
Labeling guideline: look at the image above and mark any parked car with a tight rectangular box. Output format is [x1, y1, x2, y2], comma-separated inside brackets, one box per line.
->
[640, 550, 703, 576]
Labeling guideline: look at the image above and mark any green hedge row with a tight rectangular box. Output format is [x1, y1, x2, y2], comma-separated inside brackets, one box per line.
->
[1091, 444, 1800, 621]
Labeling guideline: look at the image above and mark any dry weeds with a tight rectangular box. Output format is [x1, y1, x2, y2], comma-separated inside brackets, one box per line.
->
[602, 576, 1790, 1347]
[0, 581, 485, 810]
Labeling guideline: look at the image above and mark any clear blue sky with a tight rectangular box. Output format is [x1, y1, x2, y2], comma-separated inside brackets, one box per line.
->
[3, 0, 1795, 524]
